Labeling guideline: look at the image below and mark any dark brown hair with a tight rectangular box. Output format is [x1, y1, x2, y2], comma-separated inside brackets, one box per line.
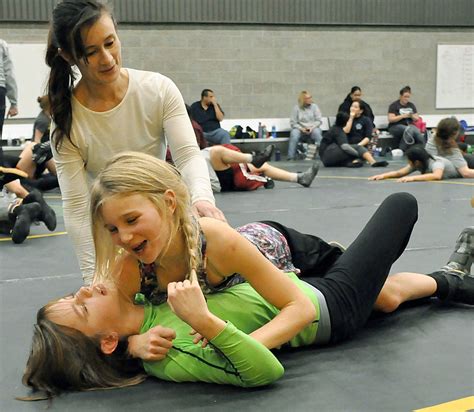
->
[46, 0, 114, 151]
[20, 304, 145, 400]
[434, 117, 460, 154]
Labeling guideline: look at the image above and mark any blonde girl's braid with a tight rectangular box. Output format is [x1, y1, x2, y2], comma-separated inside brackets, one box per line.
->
[180, 215, 201, 281]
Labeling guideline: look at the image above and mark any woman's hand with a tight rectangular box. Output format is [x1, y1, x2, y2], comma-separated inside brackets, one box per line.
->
[193, 200, 227, 223]
[397, 176, 414, 183]
[127, 326, 176, 361]
[368, 174, 385, 181]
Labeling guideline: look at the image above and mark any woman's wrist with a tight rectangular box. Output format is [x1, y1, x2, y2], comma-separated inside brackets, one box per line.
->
[190, 312, 227, 341]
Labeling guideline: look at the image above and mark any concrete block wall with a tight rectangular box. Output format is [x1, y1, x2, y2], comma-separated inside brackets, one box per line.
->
[1, 23, 472, 119]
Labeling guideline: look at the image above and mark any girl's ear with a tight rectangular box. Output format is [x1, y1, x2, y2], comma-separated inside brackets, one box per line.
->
[163, 189, 177, 215]
[100, 332, 119, 354]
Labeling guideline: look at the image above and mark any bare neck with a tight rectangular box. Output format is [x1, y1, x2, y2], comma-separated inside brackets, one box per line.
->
[74, 68, 129, 112]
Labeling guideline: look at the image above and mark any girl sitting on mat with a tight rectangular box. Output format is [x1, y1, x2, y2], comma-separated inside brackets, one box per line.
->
[424, 117, 474, 179]
[22, 189, 474, 397]
[369, 145, 474, 182]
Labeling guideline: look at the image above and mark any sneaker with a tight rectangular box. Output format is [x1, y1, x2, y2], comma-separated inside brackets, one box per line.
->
[251, 144, 275, 168]
[371, 161, 389, 167]
[23, 189, 57, 231]
[11, 202, 42, 244]
[345, 159, 363, 168]
[442, 227, 473, 276]
[328, 240, 346, 253]
[429, 269, 474, 305]
[264, 178, 275, 189]
[297, 162, 320, 187]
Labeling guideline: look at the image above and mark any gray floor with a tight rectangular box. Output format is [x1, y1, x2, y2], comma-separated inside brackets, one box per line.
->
[1, 157, 473, 412]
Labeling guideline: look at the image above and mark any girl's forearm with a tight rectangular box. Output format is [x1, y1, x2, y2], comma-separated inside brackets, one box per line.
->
[249, 299, 315, 349]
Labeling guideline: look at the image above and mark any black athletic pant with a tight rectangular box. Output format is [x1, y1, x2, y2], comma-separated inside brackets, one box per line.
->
[303, 192, 418, 344]
[260, 220, 343, 275]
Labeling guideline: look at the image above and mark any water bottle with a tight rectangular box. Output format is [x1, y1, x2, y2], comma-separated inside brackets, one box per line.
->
[271, 125, 277, 138]
[275, 148, 281, 161]
[262, 125, 268, 139]
[467, 145, 473, 154]
[257, 122, 263, 139]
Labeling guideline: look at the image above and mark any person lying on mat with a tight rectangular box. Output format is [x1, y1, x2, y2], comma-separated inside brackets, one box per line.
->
[369, 145, 474, 182]
[22, 211, 474, 398]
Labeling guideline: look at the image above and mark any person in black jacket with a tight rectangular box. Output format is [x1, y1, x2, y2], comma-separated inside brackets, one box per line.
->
[320, 112, 387, 168]
[338, 86, 375, 125]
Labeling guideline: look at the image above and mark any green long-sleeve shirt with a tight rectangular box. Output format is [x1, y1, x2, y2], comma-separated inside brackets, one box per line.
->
[140, 272, 320, 387]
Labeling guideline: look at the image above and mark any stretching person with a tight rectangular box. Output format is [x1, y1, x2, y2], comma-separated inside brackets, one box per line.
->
[320, 112, 387, 168]
[22, 193, 474, 398]
[203, 144, 319, 191]
[369, 145, 473, 182]
[424, 117, 474, 179]
[46, 0, 223, 283]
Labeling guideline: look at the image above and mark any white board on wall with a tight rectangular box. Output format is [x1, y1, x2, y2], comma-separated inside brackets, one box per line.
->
[8, 43, 49, 119]
[436, 44, 474, 109]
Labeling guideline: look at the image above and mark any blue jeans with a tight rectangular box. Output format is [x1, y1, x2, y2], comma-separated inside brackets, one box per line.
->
[288, 127, 322, 159]
[203, 128, 231, 145]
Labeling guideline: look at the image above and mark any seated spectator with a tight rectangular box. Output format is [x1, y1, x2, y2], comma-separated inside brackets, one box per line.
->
[343, 101, 373, 146]
[337, 86, 375, 125]
[288, 91, 323, 161]
[319, 112, 388, 168]
[186, 104, 207, 149]
[32, 95, 51, 143]
[202, 144, 319, 191]
[387, 86, 425, 151]
[2, 142, 58, 191]
[369, 145, 474, 182]
[190, 89, 231, 145]
[425, 117, 474, 179]
[0, 166, 56, 243]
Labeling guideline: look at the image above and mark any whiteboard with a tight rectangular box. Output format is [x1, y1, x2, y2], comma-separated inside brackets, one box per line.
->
[8, 43, 49, 119]
[436, 44, 474, 109]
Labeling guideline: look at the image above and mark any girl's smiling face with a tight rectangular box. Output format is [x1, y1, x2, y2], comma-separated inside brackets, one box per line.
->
[100, 192, 176, 264]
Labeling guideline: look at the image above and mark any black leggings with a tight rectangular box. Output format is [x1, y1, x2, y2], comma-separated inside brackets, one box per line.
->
[303, 192, 418, 344]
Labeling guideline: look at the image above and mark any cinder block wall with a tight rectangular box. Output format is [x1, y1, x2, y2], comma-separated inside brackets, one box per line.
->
[1, 23, 471, 118]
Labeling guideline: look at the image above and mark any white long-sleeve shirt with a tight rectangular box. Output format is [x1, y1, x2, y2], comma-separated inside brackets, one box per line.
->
[51, 69, 214, 282]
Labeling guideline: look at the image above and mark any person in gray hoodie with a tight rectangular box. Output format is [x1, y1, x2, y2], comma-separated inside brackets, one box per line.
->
[288, 90, 323, 160]
[0, 39, 18, 136]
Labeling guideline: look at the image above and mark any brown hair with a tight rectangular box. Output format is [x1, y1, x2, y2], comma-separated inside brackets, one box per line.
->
[46, 0, 114, 151]
[434, 117, 460, 154]
[20, 303, 145, 400]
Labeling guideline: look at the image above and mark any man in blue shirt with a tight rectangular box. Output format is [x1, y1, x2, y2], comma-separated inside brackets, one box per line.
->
[191, 89, 231, 145]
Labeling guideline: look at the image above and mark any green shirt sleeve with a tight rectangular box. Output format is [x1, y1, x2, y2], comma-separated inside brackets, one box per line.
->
[143, 321, 284, 387]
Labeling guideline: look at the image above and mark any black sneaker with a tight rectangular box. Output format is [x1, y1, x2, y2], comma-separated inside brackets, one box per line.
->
[264, 178, 275, 189]
[429, 269, 474, 305]
[371, 161, 389, 167]
[297, 162, 320, 187]
[23, 189, 57, 231]
[11, 202, 42, 244]
[251, 145, 275, 168]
